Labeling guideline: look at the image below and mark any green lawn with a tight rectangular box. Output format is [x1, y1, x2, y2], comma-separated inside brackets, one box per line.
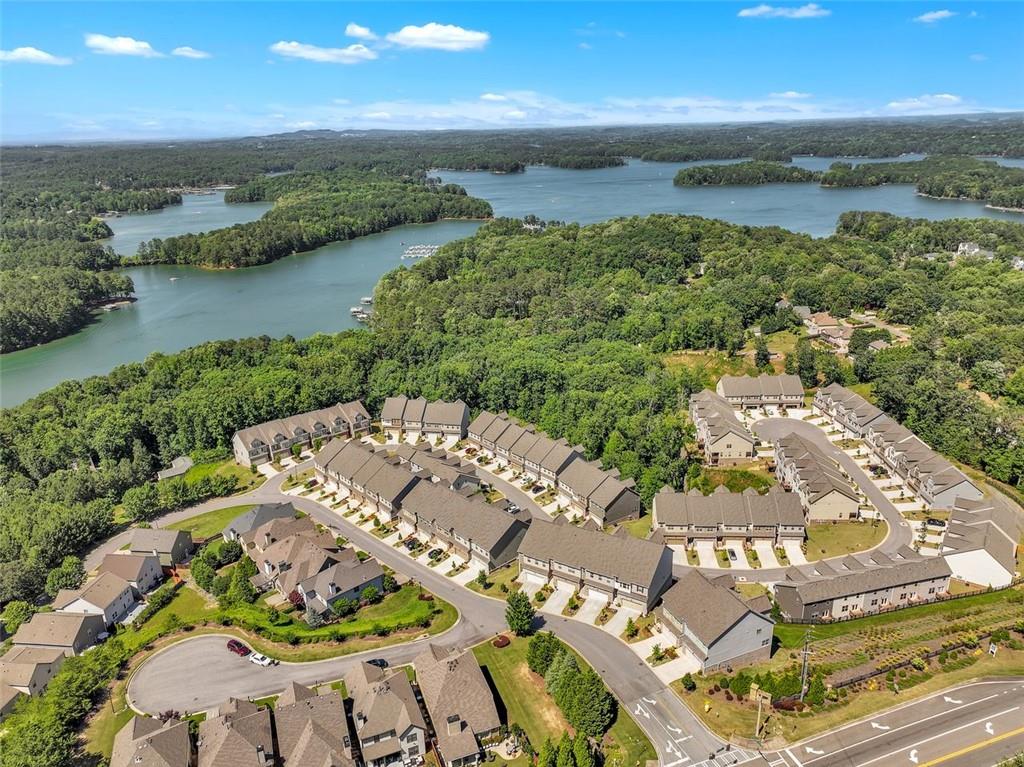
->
[473, 636, 656, 766]
[804, 520, 887, 561]
[167, 504, 254, 540]
[466, 562, 522, 598]
[281, 468, 315, 490]
[184, 457, 265, 494]
[621, 514, 653, 540]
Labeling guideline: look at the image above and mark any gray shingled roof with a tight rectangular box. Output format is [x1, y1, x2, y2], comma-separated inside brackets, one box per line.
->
[53, 571, 132, 612]
[689, 390, 754, 443]
[654, 485, 804, 527]
[400, 481, 527, 552]
[224, 502, 296, 539]
[780, 557, 951, 605]
[519, 519, 669, 588]
[717, 374, 803, 399]
[98, 553, 160, 584]
[776, 433, 860, 504]
[112, 717, 192, 767]
[660, 570, 770, 647]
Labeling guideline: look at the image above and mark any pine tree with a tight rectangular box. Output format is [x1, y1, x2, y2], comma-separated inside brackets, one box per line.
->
[573, 732, 595, 767]
[755, 334, 771, 368]
[505, 590, 536, 636]
[537, 739, 556, 767]
[556, 732, 575, 767]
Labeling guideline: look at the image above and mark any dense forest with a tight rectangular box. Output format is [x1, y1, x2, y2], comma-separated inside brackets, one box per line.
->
[674, 160, 820, 185]
[4, 115, 1023, 351]
[673, 155, 1024, 208]
[3, 211, 1024, 610]
[128, 174, 491, 268]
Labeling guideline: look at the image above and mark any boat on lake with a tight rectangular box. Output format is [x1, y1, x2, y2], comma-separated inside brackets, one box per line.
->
[401, 244, 440, 260]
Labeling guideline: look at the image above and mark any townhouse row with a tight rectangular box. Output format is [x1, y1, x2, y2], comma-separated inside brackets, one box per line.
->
[232, 400, 372, 466]
[814, 383, 983, 508]
[380, 395, 471, 441]
[773, 432, 861, 521]
[467, 411, 641, 525]
[651, 485, 805, 546]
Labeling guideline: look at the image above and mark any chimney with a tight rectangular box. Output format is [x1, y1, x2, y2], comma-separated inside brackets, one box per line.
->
[446, 714, 461, 736]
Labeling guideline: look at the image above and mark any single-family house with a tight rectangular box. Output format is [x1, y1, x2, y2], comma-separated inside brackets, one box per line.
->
[250, 531, 345, 598]
[414, 645, 501, 767]
[242, 514, 319, 555]
[223, 502, 297, 543]
[804, 311, 840, 336]
[658, 571, 774, 672]
[112, 716, 193, 767]
[297, 549, 385, 616]
[12, 612, 106, 656]
[518, 520, 673, 613]
[157, 456, 194, 481]
[818, 325, 855, 354]
[53, 572, 137, 627]
[0, 646, 66, 717]
[345, 662, 428, 767]
[273, 682, 356, 767]
[98, 553, 163, 594]
[197, 698, 274, 767]
[129, 528, 194, 567]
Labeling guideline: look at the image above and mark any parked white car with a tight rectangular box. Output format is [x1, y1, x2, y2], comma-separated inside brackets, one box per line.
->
[249, 653, 275, 667]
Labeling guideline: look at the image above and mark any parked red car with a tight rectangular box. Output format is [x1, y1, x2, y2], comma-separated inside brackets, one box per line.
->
[226, 639, 250, 656]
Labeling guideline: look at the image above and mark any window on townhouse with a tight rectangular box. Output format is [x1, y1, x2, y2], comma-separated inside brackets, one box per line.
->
[841, 605, 848, 613]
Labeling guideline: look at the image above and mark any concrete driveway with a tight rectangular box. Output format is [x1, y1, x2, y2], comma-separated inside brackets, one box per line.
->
[724, 539, 747, 567]
[782, 539, 808, 565]
[753, 540, 781, 568]
[577, 593, 606, 624]
[538, 583, 573, 616]
[601, 605, 639, 639]
[694, 540, 719, 568]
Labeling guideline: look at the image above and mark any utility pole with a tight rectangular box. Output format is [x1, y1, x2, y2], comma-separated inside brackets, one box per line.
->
[799, 629, 813, 702]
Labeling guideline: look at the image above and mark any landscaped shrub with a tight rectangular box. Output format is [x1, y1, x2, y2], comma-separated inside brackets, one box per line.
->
[132, 581, 182, 630]
[493, 635, 510, 648]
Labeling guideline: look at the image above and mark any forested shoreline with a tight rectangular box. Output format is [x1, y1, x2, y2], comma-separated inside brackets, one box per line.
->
[3, 210, 1024, 610]
[4, 116, 1024, 351]
[673, 155, 1024, 209]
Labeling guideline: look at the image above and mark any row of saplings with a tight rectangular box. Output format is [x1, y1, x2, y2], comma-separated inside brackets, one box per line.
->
[681, 666, 837, 710]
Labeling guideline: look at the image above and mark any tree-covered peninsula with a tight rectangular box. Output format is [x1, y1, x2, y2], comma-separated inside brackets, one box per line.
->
[673, 161, 820, 185]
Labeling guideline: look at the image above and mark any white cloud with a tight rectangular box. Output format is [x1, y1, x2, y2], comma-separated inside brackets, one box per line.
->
[886, 93, 961, 111]
[969, 53, 987, 62]
[913, 9, 956, 23]
[480, 93, 508, 102]
[269, 41, 377, 64]
[504, 109, 527, 119]
[579, 42, 593, 50]
[769, 90, 812, 99]
[345, 23, 377, 40]
[172, 46, 211, 59]
[85, 33, 163, 57]
[0, 46, 72, 65]
[738, 4, 830, 18]
[362, 111, 391, 119]
[385, 23, 489, 51]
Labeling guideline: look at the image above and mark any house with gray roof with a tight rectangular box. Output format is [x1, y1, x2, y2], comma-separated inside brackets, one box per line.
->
[716, 374, 804, 410]
[398, 481, 529, 572]
[112, 716, 193, 767]
[380, 396, 470, 440]
[232, 400, 370, 467]
[0, 646, 65, 718]
[250, 530, 344, 597]
[941, 497, 1021, 588]
[12, 612, 106, 656]
[652, 485, 805, 545]
[774, 433, 861, 521]
[521, 434, 581, 483]
[345, 662, 428, 767]
[774, 556, 951, 621]
[197, 698, 274, 767]
[273, 683, 355, 767]
[223, 502, 297, 543]
[414, 645, 500, 767]
[864, 417, 982, 508]
[53, 571, 137, 628]
[98, 552, 163, 594]
[385, 443, 480, 492]
[518, 520, 673, 612]
[689, 390, 757, 466]
[242, 514, 318, 555]
[129, 528, 194, 567]
[658, 571, 774, 673]
[556, 456, 640, 525]
[297, 548, 385, 616]
[156, 455, 194, 482]
[813, 383, 887, 437]
[315, 440, 421, 522]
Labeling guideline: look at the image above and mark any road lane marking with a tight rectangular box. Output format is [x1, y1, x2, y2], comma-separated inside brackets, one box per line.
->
[851, 705, 1020, 767]
[667, 724, 683, 734]
[943, 696, 963, 704]
[643, 696, 657, 704]
[985, 721, 994, 734]
[785, 748, 806, 767]
[805, 747, 825, 755]
[870, 722, 890, 730]
[801, 692, 1004, 764]
[908, 749, 919, 764]
[915, 724, 1024, 767]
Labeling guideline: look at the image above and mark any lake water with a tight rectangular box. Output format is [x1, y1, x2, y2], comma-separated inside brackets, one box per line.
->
[2, 158, 1021, 407]
[105, 190, 273, 256]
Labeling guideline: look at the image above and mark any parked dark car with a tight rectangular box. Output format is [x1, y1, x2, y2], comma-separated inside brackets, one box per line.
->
[925, 518, 947, 528]
[226, 639, 250, 656]
[367, 658, 389, 669]
[428, 548, 444, 560]
[727, 548, 738, 562]
[404, 538, 419, 551]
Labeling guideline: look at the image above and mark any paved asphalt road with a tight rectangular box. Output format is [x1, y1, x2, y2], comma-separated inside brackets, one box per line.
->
[123, 466, 724, 765]
[767, 678, 1024, 767]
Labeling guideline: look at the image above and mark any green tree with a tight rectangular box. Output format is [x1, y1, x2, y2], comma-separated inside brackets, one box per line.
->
[360, 585, 382, 604]
[537, 739, 556, 767]
[806, 673, 827, 706]
[527, 632, 563, 676]
[755, 334, 771, 368]
[1, 600, 37, 634]
[121, 482, 162, 522]
[45, 555, 85, 597]
[190, 557, 215, 592]
[505, 590, 535, 636]
[556, 732, 575, 767]
[331, 596, 358, 618]
[573, 732, 595, 767]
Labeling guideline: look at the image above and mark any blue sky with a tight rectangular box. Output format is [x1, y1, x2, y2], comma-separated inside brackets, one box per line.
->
[2, 2, 1022, 142]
